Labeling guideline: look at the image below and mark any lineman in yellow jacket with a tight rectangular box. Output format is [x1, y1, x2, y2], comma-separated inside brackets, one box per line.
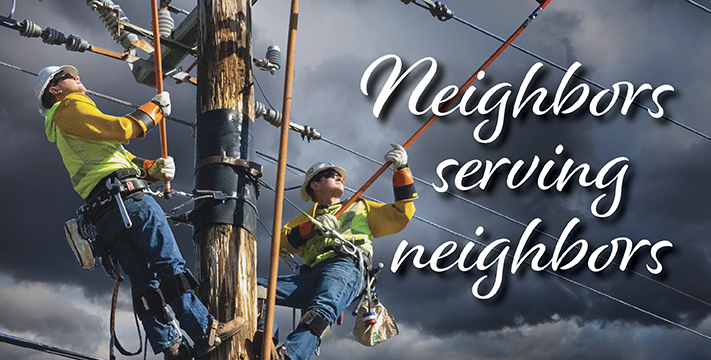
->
[259, 144, 417, 360]
[37, 65, 242, 359]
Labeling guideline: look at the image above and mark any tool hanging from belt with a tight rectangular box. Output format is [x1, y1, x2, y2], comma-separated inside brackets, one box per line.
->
[82, 168, 151, 228]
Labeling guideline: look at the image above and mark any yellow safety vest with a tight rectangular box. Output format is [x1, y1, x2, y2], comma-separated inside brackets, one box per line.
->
[45, 103, 137, 199]
[300, 200, 374, 267]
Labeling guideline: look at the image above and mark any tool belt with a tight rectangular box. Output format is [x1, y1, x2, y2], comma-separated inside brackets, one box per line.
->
[81, 168, 150, 220]
[325, 244, 373, 272]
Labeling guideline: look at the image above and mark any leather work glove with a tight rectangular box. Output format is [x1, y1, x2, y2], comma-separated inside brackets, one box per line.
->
[148, 156, 176, 181]
[152, 91, 171, 117]
[315, 214, 340, 233]
[384, 143, 408, 169]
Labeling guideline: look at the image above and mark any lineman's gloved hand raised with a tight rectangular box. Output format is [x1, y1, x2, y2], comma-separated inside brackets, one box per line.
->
[151, 91, 171, 117]
[384, 143, 408, 169]
[148, 156, 175, 181]
[315, 214, 340, 233]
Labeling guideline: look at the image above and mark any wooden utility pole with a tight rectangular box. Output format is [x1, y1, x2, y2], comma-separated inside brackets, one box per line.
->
[194, 1, 257, 360]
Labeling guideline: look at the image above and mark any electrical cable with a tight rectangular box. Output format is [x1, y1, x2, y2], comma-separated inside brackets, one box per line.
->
[403, 0, 711, 142]
[682, 0, 711, 14]
[254, 73, 277, 111]
[0, 59, 195, 128]
[255, 153, 711, 342]
[0, 332, 106, 360]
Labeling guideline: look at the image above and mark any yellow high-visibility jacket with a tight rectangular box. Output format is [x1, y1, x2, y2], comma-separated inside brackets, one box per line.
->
[45, 92, 156, 199]
[281, 168, 418, 267]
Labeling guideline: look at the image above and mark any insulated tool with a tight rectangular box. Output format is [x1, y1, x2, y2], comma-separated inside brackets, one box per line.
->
[149, 0, 171, 199]
[105, 178, 132, 228]
[335, 0, 552, 218]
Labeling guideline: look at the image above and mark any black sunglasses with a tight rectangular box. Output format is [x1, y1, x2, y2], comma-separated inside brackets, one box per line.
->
[50, 72, 75, 86]
[312, 170, 341, 183]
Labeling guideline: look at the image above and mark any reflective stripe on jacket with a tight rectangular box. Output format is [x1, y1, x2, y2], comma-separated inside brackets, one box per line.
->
[44, 93, 146, 199]
[281, 168, 417, 267]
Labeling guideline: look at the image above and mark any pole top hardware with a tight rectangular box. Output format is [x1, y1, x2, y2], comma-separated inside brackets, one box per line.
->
[195, 156, 263, 179]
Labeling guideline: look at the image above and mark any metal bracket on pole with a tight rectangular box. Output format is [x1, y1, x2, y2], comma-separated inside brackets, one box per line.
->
[193, 109, 259, 234]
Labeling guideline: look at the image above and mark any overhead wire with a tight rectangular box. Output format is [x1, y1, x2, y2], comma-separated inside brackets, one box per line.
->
[0, 332, 106, 360]
[403, 0, 711, 142]
[0, 59, 196, 128]
[254, 150, 711, 342]
[682, 0, 711, 14]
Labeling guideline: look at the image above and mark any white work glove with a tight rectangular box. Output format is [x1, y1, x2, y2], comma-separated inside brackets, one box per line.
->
[315, 214, 340, 233]
[151, 91, 171, 117]
[384, 143, 408, 169]
[148, 156, 175, 181]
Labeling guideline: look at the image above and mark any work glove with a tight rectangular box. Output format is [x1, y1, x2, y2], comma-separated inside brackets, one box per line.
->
[151, 91, 171, 117]
[315, 214, 340, 233]
[148, 156, 175, 181]
[384, 143, 408, 169]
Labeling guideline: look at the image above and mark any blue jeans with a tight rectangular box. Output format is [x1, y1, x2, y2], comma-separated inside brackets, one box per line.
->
[258, 256, 364, 360]
[94, 193, 211, 354]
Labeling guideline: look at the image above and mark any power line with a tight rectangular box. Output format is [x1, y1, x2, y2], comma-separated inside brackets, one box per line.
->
[0, 332, 106, 360]
[254, 150, 711, 342]
[0, 59, 196, 128]
[401, 0, 711, 142]
[683, 0, 711, 15]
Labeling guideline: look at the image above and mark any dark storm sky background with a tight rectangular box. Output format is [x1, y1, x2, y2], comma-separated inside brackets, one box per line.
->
[1, 0, 711, 359]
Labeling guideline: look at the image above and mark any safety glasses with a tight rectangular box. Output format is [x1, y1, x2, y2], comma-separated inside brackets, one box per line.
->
[313, 170, 341, 183]
[49, 72, 76, 87]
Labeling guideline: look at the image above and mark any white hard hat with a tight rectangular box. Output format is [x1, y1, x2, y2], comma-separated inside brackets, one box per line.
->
[35, 65, 78, 116]
[300, 162, 347, 203]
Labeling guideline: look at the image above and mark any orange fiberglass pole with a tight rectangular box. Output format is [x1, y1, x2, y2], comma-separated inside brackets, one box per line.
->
[335, 0, 552, 218]
[149, 0, 171, 198]
[262, 0, 301, 360]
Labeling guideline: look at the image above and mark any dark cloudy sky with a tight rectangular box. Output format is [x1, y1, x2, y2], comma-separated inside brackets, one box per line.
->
[2, 0, 711, 359]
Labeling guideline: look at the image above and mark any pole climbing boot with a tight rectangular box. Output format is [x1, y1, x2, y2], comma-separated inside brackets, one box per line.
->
[163, 339, 193, 360]
[196, 317, 247, 356]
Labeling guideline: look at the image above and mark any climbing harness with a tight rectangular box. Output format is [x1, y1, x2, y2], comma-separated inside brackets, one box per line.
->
[82, 168, 151, 228]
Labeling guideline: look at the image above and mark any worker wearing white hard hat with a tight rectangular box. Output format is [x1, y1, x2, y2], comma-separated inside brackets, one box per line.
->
[259, 144, 418, 360]
[38, 65, 244, 360]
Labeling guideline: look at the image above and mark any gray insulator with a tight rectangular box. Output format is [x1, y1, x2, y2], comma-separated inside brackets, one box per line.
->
[86, 0, 139, 50]
[41, 27, 66, 45]
[19, 19, 42, 38]
[255, 101, 282, 127]
[266, 45, 281, 72]
[157, 8, 174, 38]
[429, 1, 453, 21]
[66, 34, 91, 52]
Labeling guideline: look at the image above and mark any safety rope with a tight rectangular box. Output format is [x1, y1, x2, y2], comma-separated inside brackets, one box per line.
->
[0, 59, 196, 129]
[0, 332, 106, 360]
[400, 0, 711, 142]
[255, 150, 711, 342]
[108, 260, 142, 360]
[682, 0, 711, 14]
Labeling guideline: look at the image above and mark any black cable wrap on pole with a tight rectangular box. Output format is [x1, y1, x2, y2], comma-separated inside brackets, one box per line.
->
[193, 109, 260, 234]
